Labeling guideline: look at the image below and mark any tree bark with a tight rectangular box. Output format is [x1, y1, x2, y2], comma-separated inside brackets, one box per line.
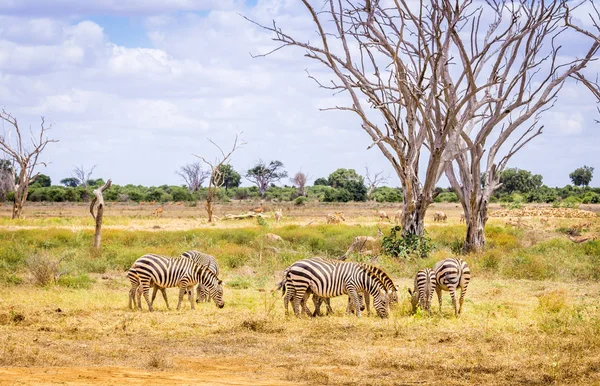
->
[90, 179, 112, 249]
[464, 204, 488, 253]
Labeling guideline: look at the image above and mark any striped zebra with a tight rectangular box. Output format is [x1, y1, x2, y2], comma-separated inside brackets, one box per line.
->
[344, 262, 398, 315]
[433, 257, 471, 316]
[132, 254, 224, 311]
[408, 268, 436, 316]
[180, 250, 220, 303]
[285, 257, 389, 318]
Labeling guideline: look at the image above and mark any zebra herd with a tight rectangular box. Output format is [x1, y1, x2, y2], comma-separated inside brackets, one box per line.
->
[126, 250, 471, 318]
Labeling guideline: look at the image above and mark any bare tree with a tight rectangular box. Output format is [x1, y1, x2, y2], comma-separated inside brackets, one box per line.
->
[566, 1, 600, 121]
[195, 134, 245, 222]
[175, 162, 210, 192]
[245, 160, 288, 196]
[442, 1, 600, 252]
[73, 164, 97, 189]
[364, 166, 389, 201]
[90, 179, 112, 249]
[248, 1, 482, 237]
[0, 110, 58, 219]
[291, 171, 310, 196]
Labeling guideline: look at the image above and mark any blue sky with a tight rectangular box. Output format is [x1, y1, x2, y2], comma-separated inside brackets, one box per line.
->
[0, 0, 598, 189]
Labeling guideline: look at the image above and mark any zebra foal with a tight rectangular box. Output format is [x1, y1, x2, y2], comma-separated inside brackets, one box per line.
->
[180, 250, 220, 303]
[408, 268, 436, 316]
[433, 257, 471, 316]
[132, 253, 224, 311]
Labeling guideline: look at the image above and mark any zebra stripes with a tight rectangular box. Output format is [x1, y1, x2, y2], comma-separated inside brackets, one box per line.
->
[433, 257, 471, 316]
[408, 268, 436, 316]
[285, 257, 389, 318]
[132, 253, 224, 311]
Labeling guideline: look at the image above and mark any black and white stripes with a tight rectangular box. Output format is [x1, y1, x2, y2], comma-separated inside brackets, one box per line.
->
[433, 257, 471, 316]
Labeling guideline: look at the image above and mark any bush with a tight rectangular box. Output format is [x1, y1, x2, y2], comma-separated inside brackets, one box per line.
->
[434, 192, 459, 203]
[294, 196, 308, 206]
[382, 226, 435, 259]
[371, 187, 403, 203]
[26, 252, 61, 286]
[582, 192, 600, 204]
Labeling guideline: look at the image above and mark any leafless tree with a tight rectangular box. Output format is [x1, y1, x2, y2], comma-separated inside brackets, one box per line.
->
[0, 159, 14, 201]
[291, 171, 310, 196]
[442, 1, 600, 252]
[248, 1, 484, 237]
[195, 134, 245, 222]
[175, 161, 210, 192]
[566, 0, 600, 121]
[73, 164, 97, 189]
[0, 110, 58, 219]
[90, 179, 112, 249]
[364, 166, 389, 201]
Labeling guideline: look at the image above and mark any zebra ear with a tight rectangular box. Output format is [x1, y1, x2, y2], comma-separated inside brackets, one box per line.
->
[395, 284, 399, 291]
[218, 280, 223, 285]
[407, 288, 413, 295]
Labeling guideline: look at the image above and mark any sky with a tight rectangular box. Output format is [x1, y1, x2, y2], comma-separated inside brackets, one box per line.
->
[0, 0, 598, 189]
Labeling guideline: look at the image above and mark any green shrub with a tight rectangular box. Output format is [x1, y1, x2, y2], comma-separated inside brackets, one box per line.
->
[382, 226, 435, 259]
[434, 192, 459, 203]
[294, 196, 308, 206]
[57, 274, 94, 289]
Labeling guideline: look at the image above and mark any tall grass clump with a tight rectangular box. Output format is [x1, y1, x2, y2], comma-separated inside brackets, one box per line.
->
[26, 252, 62, 286]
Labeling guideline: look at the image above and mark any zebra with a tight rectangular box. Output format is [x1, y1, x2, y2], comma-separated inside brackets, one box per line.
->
[344, 262, 398, 315]
[433, 257, 471, 316]
[285, 257, 389, 318]
[132, 254, 224, 311]
[180, 250, 219, 303]
[408, 268, 436, 316]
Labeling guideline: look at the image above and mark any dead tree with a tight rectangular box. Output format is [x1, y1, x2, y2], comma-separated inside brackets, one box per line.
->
[248, 1, 488, 237]
[90, 179, 112, 249]
[566, 0, 600, 121]
[291, 171, 309, 196]
[175, 161, 210, 192]
[195, 134, 245, 222]
[0, 159, 14, 201]
[442, 1, 600, 252]
[364, 166, 389, 201]
[0, 110, 58, 219]
[73, 164, 96, 189]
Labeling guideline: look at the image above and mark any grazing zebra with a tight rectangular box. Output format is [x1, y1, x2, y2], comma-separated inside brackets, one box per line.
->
[127, 266, 172, 310]
[286, 257, 389, 318]
[345, 262, 398, 315]
[408, 268, 436, 316]
[132, 254, 224, 311]
[180, 250, 220, 303]
[433, 257, 471, 316]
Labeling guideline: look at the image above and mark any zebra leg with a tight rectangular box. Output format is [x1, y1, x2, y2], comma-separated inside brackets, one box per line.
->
[188, 286, 195, 310]
[292, 288, 306, 317]
[301, 291, 313, 317]
[177, 286, 186, 310]
[436, 286, 443, 313]
[346, 297, 354, 315]
[160, 288, 170, 310]
[449, 287, 458, 317]
[136, 286, 143, 309]
[458, 286, 467, 315]
[312, 295, 322, 317]
[150, 285, 159, 307]
[348, 289, 362, 318]
[363, 291, 371, 316]
[128, 285, 136, 310]
[325, 298, 334, 315]
[140, 280, 153, 312]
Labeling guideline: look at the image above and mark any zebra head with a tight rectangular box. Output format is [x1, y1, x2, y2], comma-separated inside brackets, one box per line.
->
[372, 287, 389, 318]
[208, 278, 224, 308]
[408, 287, 419, 314]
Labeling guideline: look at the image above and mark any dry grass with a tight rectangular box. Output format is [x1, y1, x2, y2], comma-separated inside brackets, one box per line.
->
[1, 276, 600, 385]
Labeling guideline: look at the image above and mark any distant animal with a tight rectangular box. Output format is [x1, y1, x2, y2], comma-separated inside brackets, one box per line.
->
[568, 235, 595, 244]
[326, 212, 345, 224]
[433, 211, 447, 222]
[274, 209, 283, 223]
[265, 233, 284, 242]
[378, 210, 390, 221]
[408, 268, 436, 316]
[433, 257, 471, 316]
[176, 201, 182, 206]
[251, 206, 264, 213]
[394, 209, 402, 224]
[341, 228, 384, 259]
[459, 213, 465, 223]
[152, 207, 164, 217]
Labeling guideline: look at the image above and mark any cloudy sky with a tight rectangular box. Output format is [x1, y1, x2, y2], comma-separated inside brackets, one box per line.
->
[0, 0, 598, 188]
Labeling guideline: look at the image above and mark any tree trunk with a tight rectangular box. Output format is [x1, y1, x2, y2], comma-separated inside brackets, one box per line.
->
[205, 191, 214, 222]
[12, 184, 28, 219]
[93, 203, 104, 248]
[400, 178, 428, 237]
[464, 207, 488, 253]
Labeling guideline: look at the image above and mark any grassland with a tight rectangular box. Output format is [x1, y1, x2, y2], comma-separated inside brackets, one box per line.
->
[0, 202, 599, 385]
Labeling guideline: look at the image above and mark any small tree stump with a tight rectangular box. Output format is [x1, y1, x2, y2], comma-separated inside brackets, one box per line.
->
[90, 179, 112, 249]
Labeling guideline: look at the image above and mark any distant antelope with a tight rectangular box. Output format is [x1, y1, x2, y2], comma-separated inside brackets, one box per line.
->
[394, 209, 402, 224]
[152, 207, 164, 217]
[176, 201, 183, 206]
[459, 213, 465, 223]
[274, 209, 283, 223]
[251, 206, 263, 213]
[378, 210, 390, 221]
[433, 211, 447, 222]
[326, 212, 345, 224]
[341, 228, 384, 259]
